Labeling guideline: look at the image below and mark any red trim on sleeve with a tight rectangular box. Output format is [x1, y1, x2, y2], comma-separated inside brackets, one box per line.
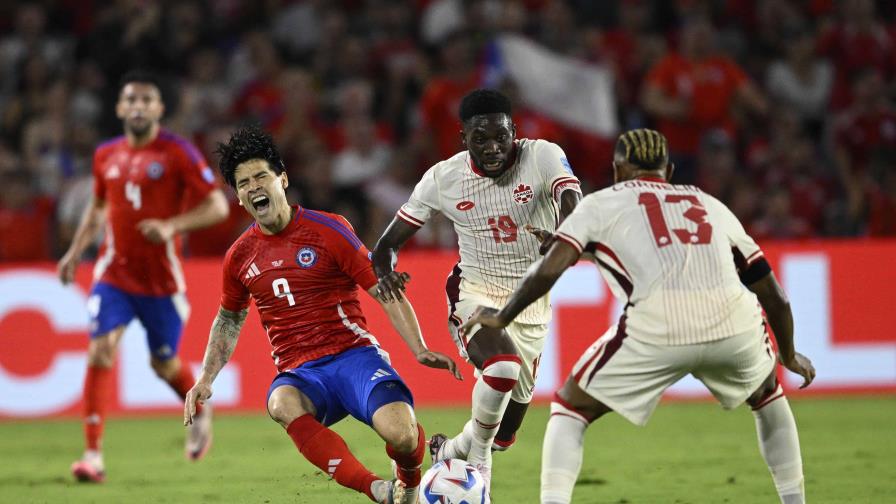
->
[551, 177, 580, 200]
[396, 209, 424, 227]
[555, 232, 584, 254]
[593, 243, 630, 277]
[746, 250, 764, 265]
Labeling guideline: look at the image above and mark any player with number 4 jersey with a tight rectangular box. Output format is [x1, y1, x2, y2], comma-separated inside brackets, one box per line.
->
[185, 125, 461, 504]
[372, 89, 582, 496]
[58, 70, 229, 483]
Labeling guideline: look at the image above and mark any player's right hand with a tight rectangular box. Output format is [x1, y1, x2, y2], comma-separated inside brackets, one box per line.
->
[184, 382, 213, 426]
[57, 253, 79, 285]
[376, 271, 411, 302]
[780, 352, 816, 389]
[416, 350, 463, 380]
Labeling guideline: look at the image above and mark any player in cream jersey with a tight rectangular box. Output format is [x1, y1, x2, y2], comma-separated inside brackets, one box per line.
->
[464, 129, 815, 504]
[396, 136, 579, 325]
[554, 177, 766, 346]
[373, 89, 581, 494]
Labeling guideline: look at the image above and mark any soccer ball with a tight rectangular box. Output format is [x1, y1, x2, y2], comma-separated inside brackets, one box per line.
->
[418, 459, 488, 504]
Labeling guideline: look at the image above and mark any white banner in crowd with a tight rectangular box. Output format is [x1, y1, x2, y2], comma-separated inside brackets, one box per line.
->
[484, 34, 618, 137]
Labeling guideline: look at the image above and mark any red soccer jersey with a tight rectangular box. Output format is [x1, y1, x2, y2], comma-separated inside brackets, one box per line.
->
[93, 130, 217, 295]
[220, 207, 380, 372]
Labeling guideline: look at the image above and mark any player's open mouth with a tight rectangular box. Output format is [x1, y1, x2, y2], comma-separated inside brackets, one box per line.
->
[483, 159, 503, 170]
[251, 195, 271, 213]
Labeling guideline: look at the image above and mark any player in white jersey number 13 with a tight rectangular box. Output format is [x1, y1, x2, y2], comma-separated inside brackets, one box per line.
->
[372, 89, 582, 496]
[463, 128, 816, 504]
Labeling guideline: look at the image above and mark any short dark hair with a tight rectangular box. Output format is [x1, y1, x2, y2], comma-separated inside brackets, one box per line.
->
[118, 69, 166, 99]
[459, 88, 512, 123]
[215, 124, 286, 188]
[615, 129, 669, 171]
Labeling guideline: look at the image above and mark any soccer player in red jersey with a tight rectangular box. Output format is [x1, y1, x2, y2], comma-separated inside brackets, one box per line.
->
[184, 125, 461, 504]
[58, 70, 230, 482]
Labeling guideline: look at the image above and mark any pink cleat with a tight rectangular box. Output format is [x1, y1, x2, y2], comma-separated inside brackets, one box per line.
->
[71, 454, 105, 483]
[186, 403, 213, 460]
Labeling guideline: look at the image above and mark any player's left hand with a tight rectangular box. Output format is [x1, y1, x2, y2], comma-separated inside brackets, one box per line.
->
[416, 350, 463, 380]
[138, 219, 176, 243]
[525, 224, 556, 255]
[184, 381, 213, 426]
[459, 306, 509, 338]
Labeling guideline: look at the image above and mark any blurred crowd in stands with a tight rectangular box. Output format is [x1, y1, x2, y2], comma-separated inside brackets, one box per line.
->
[1, 0, 895, 262]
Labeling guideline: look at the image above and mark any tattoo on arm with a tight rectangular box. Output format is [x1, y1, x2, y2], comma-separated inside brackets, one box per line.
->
[199, 307, 248, 383]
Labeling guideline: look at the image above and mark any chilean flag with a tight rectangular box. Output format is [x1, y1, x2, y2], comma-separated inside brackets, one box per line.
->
[482, 35, 619, 184]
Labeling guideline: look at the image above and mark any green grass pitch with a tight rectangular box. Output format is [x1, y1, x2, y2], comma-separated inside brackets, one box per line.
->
[1, 397, 893, 503]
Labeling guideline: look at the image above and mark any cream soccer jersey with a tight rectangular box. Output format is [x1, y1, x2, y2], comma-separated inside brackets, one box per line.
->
[555, 177, 765, 345]
[398, 138, 581, 324]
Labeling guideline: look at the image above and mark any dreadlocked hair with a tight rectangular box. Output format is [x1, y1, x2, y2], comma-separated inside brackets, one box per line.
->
[615, 129, 669, 171]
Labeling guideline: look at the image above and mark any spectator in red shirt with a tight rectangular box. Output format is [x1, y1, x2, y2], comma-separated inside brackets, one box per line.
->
[817, 0, 896, 109]
[833, 67, 896, 229]
[641, 15, 767, 183]
[417, 30, 480, 163]
[0, 168, 53, 261]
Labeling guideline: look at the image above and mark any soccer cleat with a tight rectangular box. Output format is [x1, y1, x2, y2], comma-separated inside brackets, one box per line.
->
[386, 478, 419, 504]
[428, 433, 448, 464]
[186, 403, 213, 460]
[71, 453, 105, 483]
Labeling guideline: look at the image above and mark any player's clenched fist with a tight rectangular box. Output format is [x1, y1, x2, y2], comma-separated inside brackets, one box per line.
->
[459, 306, 508, 338]
[184, 382, 213, 426]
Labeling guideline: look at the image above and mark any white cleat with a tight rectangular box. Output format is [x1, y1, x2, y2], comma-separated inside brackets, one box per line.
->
[71, 451, 105, 483]
[186, 403, 213, 460]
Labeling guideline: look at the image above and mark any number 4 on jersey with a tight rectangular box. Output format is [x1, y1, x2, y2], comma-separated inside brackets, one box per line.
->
[638, 192, 712, 247]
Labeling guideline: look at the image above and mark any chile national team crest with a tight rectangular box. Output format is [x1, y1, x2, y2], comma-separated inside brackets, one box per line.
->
[147, 161, 165, 179]
[296, 247, 318, 268]
[513, 183, 534, 205]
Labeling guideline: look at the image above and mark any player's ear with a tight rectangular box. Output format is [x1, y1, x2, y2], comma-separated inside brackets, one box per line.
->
[280, 172, 288, 189]
[665, 162, 675, 182]
[460, 129, 467, 148]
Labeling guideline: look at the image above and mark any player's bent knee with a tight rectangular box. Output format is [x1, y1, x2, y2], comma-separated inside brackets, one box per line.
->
[267, 388, 312, 427]
[87, 340, 117, 368]
[556, 379, 608, 422]
[149, 357, 179, 380]
[467, 327, 518, 369]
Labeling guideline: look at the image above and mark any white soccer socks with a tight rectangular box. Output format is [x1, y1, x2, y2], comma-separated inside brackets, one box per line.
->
[752, 387, 805, 504]
[467, 355, 521, 467]
[540, 401, 588, 504]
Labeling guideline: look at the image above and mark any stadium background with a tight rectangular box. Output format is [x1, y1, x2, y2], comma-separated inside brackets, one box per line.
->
[1, 0, 895, 502]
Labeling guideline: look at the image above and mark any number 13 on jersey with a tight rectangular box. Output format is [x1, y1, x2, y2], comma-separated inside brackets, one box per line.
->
[638, 192, 712, 247]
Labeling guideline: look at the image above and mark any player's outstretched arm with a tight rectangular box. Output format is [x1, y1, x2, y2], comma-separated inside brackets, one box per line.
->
[184, 306, 248, 425]
[748, 272, 816, 389]
[461, 240, 580, 336]
[57, 197, 107, 285]
[372, 217, 421, 302]
[138, 189, 229, 244]
[367, 286, 462, 380]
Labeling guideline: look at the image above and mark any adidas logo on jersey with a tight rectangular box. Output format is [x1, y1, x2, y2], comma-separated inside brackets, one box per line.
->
[244, 263, 261, 279]
[370, 368, 392, 381]
[327, 458, 342, 477]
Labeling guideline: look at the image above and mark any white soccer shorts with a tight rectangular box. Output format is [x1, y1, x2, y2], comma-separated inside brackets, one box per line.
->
[447, 291, 547, 404]
[571, 321, 776, 426]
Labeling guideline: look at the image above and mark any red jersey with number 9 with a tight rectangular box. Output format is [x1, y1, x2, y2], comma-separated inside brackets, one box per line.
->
[220, 207, 380, 372]
[92, 130, 217, 295]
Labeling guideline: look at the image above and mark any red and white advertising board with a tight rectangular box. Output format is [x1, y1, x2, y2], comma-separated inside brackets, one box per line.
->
[1, 241, 894, 418]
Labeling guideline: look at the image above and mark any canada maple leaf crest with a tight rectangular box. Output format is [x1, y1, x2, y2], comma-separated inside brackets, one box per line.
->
[513, 183, 534, 204]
